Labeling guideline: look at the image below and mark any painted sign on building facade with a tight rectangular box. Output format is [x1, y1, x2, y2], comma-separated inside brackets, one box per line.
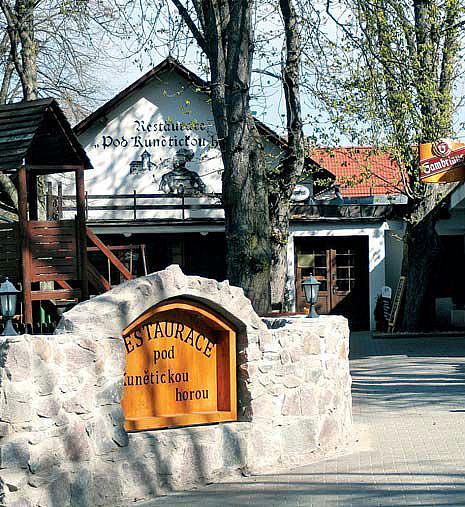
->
[122, 298, 237, 431]
[47, 60, 282, 221]
[420, 139, 465, 183]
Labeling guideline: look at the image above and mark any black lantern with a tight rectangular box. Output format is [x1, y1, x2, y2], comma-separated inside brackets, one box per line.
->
[0, 278, 20, 336]
[302, 274, 320, 318]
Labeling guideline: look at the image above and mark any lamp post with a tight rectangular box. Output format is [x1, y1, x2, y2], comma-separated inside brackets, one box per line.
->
[0, 278, 20, 336]
[302, 274, 320, 318]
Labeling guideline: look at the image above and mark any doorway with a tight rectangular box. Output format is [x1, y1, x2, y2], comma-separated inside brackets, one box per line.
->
[295, 236, 369, 330]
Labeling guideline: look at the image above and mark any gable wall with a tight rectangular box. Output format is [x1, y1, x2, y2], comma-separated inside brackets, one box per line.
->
[48, 69, 282, 221]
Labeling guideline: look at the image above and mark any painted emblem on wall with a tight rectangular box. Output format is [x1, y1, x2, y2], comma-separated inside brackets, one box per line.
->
[129, 150, 155, 174]
[158, 148, 207, 195]
[432, 140, 451, 158]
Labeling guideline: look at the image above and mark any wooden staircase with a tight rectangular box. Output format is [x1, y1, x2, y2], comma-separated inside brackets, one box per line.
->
[0, 221, 140, 330]
[85, 227, 133, 293]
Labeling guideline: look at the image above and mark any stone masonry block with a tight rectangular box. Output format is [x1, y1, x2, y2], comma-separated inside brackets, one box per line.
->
[281, 389, 301, 416]
[0, 438, 30, 469]
[28, 438, 64, 475]
[0, 469, 28, 492]
[0, 383, 33, 424]
[35, 396, 61, 419]
[2, 340, 32, 379]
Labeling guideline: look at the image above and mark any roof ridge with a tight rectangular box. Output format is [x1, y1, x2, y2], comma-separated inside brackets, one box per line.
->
[0, 97, 55, 111]
[311, 146, 391, 151]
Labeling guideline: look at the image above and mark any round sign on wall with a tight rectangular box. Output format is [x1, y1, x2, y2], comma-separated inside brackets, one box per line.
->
[291, 185, 311, 202]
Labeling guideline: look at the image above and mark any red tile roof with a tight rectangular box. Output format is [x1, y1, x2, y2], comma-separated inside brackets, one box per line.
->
[310, 147, 404, 197]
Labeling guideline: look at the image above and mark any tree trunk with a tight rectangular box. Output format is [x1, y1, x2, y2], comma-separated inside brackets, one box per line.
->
[269, 0, 305, 309]
[208, 0, 272, 314]
[0, 173, 18, 208]
[222, 114, 272, 314]
[398, 178, 457, 330]
[172, 0, 272, 313]
[0, 51, 15, 104]
[269, 198, 291, 309]
[16, 0, 38, 101]
[399, 213, 441, 330]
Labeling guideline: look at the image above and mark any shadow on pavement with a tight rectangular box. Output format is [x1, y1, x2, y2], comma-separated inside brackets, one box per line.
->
[146, 471, 465, 506]
[349, 332, 465, 412]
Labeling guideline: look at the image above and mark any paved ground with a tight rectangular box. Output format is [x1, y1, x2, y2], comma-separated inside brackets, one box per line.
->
[144, 332, 465, 506]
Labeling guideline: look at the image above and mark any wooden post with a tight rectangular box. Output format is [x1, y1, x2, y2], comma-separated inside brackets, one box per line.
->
[76, 166, 89, 300]
[46, 181, 53, 220]
[58, 182, 63, 219]
[27, 172, 38, 220]
[133, 189, 137, 221]
[18, 165, 32, 326]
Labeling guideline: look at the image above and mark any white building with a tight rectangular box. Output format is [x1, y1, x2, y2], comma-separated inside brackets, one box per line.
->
[50, 58, 412, 330]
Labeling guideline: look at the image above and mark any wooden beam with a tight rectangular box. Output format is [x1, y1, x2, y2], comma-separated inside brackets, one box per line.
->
[141, 244, 148, 275]
[87, 261, 111, 292]
[46, 181, 53, 220]
[86, 227, 133, 281]
[18, 165, 32, 325]
[26, 164, 86, 173]
[56, 280, 73, 290]
[58, 182, 63, 219]
[87, 243, 145, 252]
[76, 166, 89, 300]
[31, 289, 80, 301]
[27, 172, 38, 220]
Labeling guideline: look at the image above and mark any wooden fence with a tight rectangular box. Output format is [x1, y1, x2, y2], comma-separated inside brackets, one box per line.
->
[0, 223, 20, 284]
[29, 220, 78, 283]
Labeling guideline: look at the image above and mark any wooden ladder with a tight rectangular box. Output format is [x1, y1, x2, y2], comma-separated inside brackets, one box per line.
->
[387, 276, 407, 333]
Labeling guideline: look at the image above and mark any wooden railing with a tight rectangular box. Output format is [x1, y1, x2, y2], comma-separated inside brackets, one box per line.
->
[86, 227, 134, 293]
[29, 221, 78, 283]
[28, 220, 81, 302]
[47, 187, 223, 221]
[46, 184, 398, 222]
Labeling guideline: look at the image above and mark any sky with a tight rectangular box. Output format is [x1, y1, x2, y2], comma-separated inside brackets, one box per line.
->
[93, 4, 465, 145]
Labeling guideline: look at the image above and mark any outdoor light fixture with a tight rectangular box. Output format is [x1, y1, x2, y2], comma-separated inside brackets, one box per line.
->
[0, 277, 20, 336]
[302, 274, 321, 318]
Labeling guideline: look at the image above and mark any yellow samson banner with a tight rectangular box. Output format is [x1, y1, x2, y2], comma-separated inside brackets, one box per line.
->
[420, 139, 465, 183]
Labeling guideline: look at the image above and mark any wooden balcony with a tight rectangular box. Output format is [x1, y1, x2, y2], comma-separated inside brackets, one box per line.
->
[48, 187, 223, 223]
[48, 185, 398, 224]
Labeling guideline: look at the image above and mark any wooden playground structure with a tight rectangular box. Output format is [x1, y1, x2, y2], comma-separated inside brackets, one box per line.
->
[0, 98, 138, 331]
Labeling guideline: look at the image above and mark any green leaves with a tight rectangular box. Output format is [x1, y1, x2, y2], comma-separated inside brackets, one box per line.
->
[311, 0, 464, 204]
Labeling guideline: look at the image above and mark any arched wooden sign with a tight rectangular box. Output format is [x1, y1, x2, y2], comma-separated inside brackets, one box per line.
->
[121, 298, 237, 431]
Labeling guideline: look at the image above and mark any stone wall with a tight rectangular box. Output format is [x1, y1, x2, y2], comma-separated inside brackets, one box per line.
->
[0, 266, 352, 506]
[0, 333, 126, 507]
